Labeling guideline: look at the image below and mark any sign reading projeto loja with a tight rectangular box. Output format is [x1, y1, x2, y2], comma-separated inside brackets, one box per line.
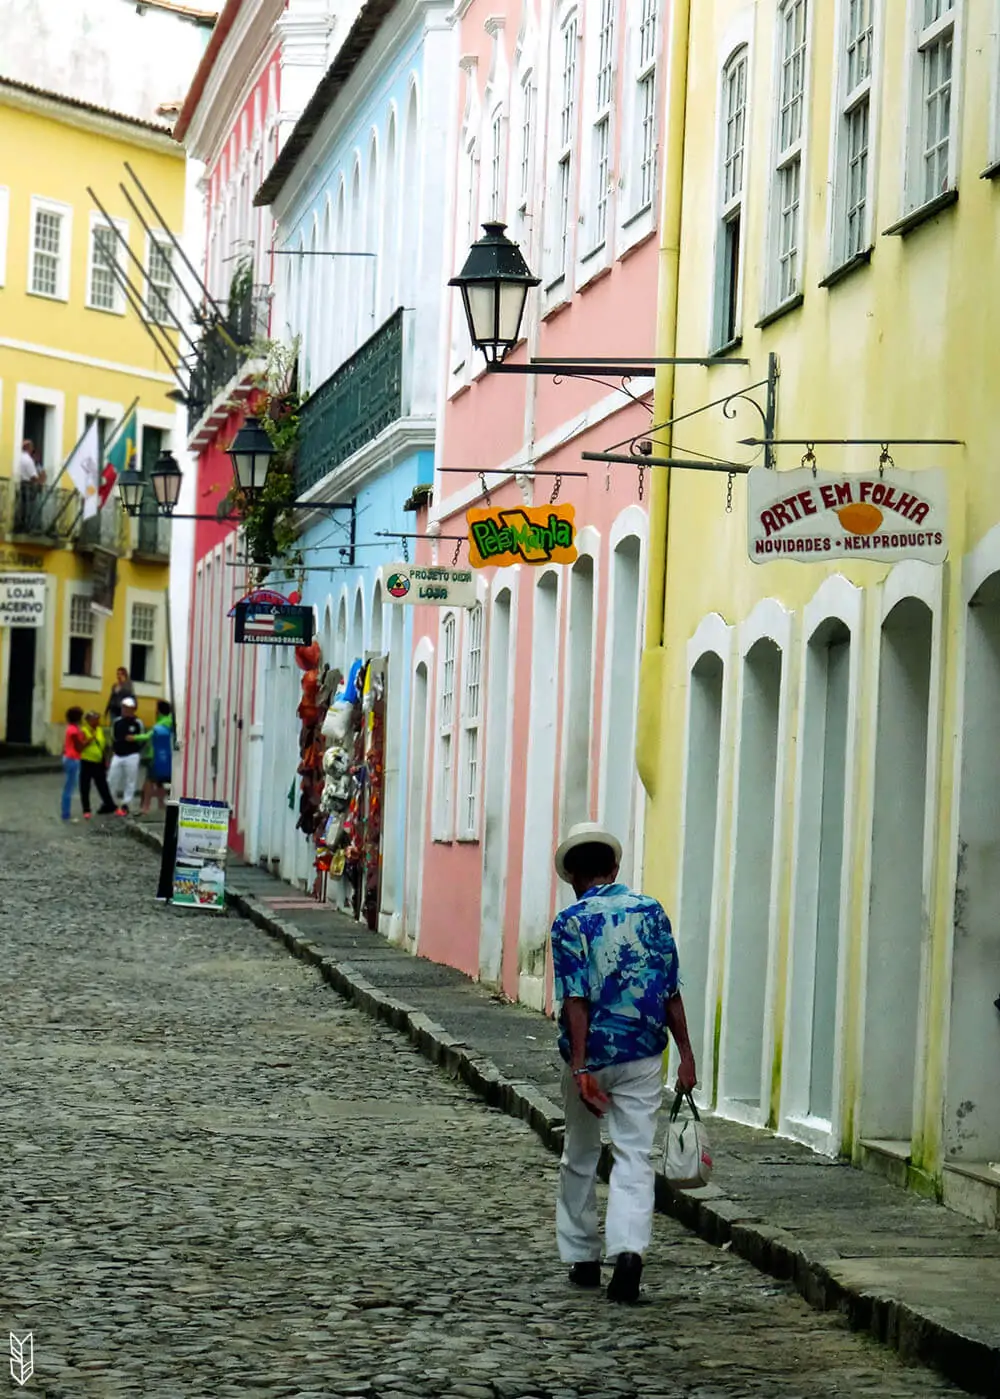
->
[747, 466, 948, 565]
[467, 503, 578, 569]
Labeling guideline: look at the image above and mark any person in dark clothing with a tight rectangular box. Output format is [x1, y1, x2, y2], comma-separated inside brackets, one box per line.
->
[108, 696, 144, 815]
[78, 709, 116, 818]
[105, 666, 135, 724]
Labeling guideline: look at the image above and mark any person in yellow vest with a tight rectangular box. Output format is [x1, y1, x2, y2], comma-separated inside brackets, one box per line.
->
[79, 709, 116, 819]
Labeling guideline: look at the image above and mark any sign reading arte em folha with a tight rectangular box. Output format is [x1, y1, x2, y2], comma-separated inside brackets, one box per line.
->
[747, 466, 948, 564]
[0, 573, 45, 627]
[385, 563, 477, 607]
[467, 504, 578, 568]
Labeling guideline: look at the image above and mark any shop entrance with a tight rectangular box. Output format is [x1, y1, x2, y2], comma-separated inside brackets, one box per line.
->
[678, 650, 725, 1086]
[518, 572, 559, 1008]
[786, 622, 851, 1131]
[861, 597, 933, 1146]
[720, 637, 782, 1115]
[480, 587, 513, 985]
[403, 659, 429, 951]
[5, 627, 37, 744]
[946, 573, 1000, 1167]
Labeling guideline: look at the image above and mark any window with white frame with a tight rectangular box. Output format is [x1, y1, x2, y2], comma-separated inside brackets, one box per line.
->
[88, 220, 124, 313]
[435, 612, 458, 837]
[549, 12, 579, 284]
[714, 46, 749, 346]
[908, 0, 957, 209]
[130, 601, 158, 683]
[516, 72, 536, 240]
[67, 593, 95, 676]
[769, 0, 809, 308]
[29, 199, 70, 299]
[634, 0, 658, 214]
[489, 108, 505, 220]
[589, 0, 616, 251]
[0, 186, 9, 288]
[459, 604, 484, 838]
[830, 0, 876, 265]
[146, 236, 174, 324]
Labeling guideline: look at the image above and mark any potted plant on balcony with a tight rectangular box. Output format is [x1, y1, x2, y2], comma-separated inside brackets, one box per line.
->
[220, 340, 306, 582]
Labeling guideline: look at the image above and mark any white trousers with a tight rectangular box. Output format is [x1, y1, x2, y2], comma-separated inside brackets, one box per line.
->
[108, 753, 141, 808]
[557, 1054, 662, 1263]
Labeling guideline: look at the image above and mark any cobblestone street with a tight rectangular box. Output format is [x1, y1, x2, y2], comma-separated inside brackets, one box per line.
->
[0, 777, 964, 1398]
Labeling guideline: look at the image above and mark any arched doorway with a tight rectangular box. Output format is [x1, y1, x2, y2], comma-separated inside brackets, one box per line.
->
[480, 586, 513, 985]
[861, 596, 934, 1146]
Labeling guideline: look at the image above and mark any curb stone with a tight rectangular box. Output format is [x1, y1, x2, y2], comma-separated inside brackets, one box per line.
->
[125, 821, 997, 1397]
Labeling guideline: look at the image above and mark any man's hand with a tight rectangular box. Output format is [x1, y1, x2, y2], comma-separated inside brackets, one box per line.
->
[575, 1071, 612, 1117]
[674, 1051, 697, 1095]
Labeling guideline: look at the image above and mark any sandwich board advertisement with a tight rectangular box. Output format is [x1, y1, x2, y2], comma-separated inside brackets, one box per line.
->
[169, 799, 230, 910]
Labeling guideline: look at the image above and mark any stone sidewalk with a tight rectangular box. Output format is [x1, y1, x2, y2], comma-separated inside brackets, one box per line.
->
[130, 827, 1000, 1397]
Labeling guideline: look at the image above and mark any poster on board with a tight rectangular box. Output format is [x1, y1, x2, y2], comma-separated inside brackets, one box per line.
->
[384, 563, 477, 607]
[172, 799, 230, 910]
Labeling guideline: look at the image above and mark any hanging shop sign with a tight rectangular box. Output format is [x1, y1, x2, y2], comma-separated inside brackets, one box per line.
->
[747, 466, 948, 565]
[467, 503, 578, 569]
[384, 563, 478, 607]
[0, 573, 45, 628]
[171, 798, 230, 909]
[227, 587, 289, 618]
[233, 602, 315, 646]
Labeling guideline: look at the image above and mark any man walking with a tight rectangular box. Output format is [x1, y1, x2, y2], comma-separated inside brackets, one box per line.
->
[551, 822, 697, 1304]
[108, 696, 144, 816]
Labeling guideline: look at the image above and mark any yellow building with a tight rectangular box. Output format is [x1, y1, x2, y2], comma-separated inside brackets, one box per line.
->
[0, 76, 186, 750]
[641, 0, 1000, 1227]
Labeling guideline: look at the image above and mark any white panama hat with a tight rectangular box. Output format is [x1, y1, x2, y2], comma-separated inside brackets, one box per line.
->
[554, 822, 623, 883]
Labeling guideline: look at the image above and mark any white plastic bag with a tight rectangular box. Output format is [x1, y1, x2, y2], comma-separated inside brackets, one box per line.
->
[661, 1090, 713, 1189]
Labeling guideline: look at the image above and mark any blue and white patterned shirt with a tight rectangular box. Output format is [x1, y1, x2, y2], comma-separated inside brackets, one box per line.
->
[550, 883, 679, 1069]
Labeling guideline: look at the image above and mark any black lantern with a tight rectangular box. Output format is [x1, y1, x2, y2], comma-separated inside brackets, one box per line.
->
[449, 222, 540, 365]
[150, 449, 182, 515]
[227, 415, 275, 499]
[117, 465, 146, 517]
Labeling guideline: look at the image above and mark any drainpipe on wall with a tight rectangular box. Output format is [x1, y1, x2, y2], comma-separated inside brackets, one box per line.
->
[635, 0, 690, 799]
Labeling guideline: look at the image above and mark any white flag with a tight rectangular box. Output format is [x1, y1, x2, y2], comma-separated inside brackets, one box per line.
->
[65, 421, 102, 520]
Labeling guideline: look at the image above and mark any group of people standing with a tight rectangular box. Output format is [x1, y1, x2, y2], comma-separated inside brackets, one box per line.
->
[61, 667, 174, 822]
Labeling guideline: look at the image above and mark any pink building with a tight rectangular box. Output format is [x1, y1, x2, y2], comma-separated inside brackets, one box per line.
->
[174, 0, 338, 848]
[401, 0, 668, 1007]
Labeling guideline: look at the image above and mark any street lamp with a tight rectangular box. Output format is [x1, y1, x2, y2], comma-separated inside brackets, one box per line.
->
[449, 222, 540, 366]
[227, 416, 275, 499]
[117, 465, 147, 517]
[150, 449, 183, 515]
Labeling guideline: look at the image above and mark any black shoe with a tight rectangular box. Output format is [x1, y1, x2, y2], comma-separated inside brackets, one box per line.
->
[607, 1252, 642, 1303]
[568, 1261, 602, 1288]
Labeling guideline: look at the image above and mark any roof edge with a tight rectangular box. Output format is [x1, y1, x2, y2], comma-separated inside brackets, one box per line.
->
[254, 0, 398, 209]
[173, 0, 241, 142]
[0, 74, 177, 140]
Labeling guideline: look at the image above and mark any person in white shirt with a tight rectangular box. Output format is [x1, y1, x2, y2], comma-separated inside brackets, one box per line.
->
[16, 440, 45, 484]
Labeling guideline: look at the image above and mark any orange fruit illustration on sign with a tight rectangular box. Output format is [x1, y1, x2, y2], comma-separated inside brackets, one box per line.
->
[836, 502, 883, 535]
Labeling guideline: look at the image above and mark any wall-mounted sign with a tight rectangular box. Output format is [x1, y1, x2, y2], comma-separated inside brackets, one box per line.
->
[467, 504, 578, 569]
[0, 573, 45, 628]
[385, 563, 477, 607]
[747, 466, 948, 565]
[233, 602, 315, 645]
[227, 588, 289, 619]
[171, 798, 229, 909]
[0, 548, 43, 572]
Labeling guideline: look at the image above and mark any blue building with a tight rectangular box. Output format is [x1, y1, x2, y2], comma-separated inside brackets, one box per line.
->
[246, 0, 453, 936]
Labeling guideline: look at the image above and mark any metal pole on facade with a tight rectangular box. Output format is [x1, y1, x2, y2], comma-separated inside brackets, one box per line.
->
[123, 160, 226, 322]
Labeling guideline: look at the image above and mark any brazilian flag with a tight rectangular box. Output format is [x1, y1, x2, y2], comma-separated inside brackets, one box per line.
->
[100, 411, 137, 507]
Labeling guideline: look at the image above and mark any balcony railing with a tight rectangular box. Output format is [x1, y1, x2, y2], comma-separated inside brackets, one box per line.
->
[188, 280, 270, 435]
[0, 479, 78, 545]
[297, 309, 406, 494]
[133, 504, 172, 560]
[76, 495, 129, 555]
